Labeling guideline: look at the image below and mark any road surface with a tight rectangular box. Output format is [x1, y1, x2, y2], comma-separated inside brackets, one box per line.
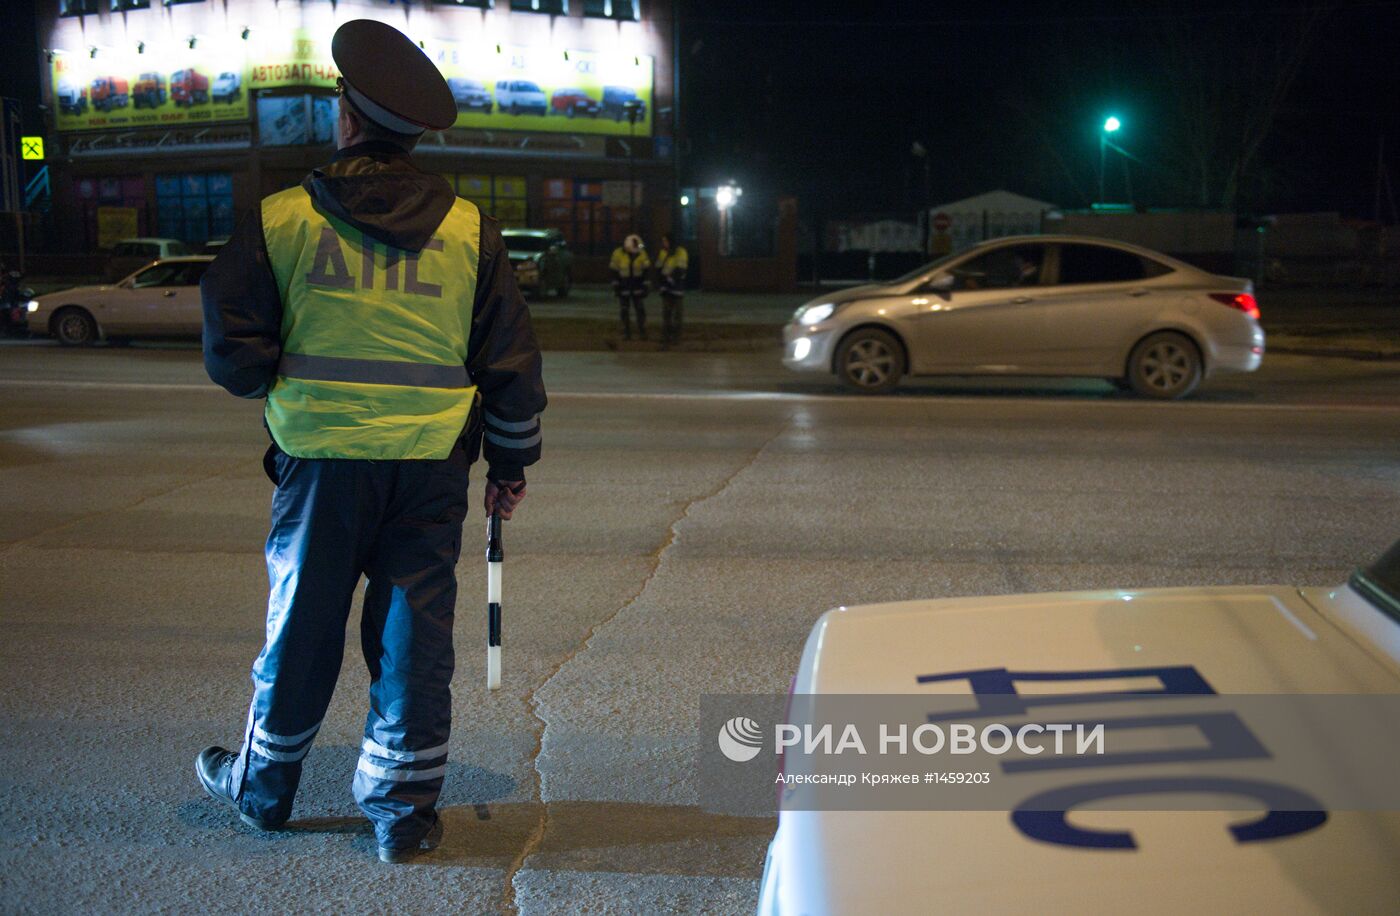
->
[1, 343, 1397, 913]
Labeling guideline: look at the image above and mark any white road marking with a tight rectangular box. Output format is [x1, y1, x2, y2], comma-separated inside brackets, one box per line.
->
[0, 378, 1397, 412]
[551, 390, 1400, 413]
[0, 379, 219, 392]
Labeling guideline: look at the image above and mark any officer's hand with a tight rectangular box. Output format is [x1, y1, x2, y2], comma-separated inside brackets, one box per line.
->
[485, 479, 526, 520]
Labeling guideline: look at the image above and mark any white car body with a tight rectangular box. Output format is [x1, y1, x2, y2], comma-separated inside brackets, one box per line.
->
[758, 545, 1400, 914]
[494, 79, 547, 115]
[29, 256, 214, 342]
[57, 80, 86, 113]
[211, 72, 241, 102]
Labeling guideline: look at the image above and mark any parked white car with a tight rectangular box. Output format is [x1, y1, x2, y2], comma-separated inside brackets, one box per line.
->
[28, 256, 214, 345]
[757, 539, 1400, 914]
[783, 235, 1265, 398]
[493, 79, 547, 116]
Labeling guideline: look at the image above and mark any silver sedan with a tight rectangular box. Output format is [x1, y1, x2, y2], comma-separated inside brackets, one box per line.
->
[783, 235, 1264, 398]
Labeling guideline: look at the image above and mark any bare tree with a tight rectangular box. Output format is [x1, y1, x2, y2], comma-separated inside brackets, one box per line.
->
[1151, 3, 1329, 210]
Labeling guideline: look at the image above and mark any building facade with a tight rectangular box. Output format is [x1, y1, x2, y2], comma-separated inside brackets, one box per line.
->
[35, 0, 677, 259]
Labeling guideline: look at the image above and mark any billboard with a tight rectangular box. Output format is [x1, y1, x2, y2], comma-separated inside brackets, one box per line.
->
[248, 29, 340, 91]
[427, 42, 654, 137]
[51, 42, 249, 132]
[50, 30, 653, 139]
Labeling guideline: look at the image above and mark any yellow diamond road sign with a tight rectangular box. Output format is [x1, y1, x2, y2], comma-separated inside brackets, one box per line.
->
[21, 136, 44, 161]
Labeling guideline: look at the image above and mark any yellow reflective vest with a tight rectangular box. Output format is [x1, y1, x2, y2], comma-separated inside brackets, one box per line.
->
[260, 187, 481, 460]
[609, 247, 651, 278]
[657, 245, 689, 276]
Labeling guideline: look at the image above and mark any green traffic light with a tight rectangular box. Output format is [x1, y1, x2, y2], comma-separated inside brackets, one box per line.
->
[1103, 116, 1121, 133]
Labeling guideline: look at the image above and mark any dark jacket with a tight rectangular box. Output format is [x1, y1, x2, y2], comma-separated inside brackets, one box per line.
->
[200, 141, 545, 481]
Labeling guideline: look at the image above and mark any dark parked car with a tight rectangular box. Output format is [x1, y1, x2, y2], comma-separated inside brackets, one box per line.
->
[501, 228, 573, 298]
[448, 78, 493, 113]
[600, 86, 646, 122]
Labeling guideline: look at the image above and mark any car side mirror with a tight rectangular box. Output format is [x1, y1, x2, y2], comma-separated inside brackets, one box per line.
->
[921, 273, 954, 299]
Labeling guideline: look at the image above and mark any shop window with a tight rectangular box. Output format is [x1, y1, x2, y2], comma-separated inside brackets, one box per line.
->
[583, 0, 638, 20]
[110, 0, 151, 10]
[156, 172, 234, 245]
[59, 0, 100, 15]
[447, 174, 528, 225]
[163, 0, 207, 6]
[76, 175, 147, 251]
[510, 0, 568, 11]
[539, 177, 631, 256]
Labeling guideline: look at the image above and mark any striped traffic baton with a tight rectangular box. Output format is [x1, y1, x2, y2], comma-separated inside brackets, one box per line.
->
[486, 511, 503, 690]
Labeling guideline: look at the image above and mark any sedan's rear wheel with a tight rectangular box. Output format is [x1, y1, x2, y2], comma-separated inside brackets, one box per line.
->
[1126, 331, 1202, 399]
[53, 307, 98, 346]
[836, 328, 905, 394]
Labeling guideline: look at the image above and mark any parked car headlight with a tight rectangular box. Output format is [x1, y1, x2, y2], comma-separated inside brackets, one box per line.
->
[796, 303, 836, 326]
[26, 300, 39, 313]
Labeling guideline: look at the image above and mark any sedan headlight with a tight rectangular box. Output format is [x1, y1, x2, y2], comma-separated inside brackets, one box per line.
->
[26, 300, 39, 312]
[795, 302, 835, 326]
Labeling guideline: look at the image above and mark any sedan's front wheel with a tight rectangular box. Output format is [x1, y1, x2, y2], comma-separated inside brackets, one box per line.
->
[1126, 331, 1202, 399]
[836, 328, 905, 394]
[53, 307, 98, 346]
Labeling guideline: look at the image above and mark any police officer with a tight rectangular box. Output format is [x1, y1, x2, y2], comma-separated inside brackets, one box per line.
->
[0, 263, 24, 337]
[195, 20, 546, 864]
[609, 233, 650, 340]
[655, 234, 689, 349]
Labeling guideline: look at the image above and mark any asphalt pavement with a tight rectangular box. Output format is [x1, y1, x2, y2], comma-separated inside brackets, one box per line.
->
[1, 342, 1398, 914]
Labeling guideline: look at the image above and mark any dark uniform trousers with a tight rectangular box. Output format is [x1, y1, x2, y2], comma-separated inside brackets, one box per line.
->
[231, 439, 470, 849]
[618, 282, 646, 338]
[661, 291, 683, 344]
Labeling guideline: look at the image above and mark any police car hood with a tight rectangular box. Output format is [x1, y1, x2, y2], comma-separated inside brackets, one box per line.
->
[796, 586, 1400, 695]
[763, 586, 1400, 915]
[302, 151, 454, 253]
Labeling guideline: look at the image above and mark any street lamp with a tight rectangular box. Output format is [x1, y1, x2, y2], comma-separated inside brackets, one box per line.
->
[715, 184, 740, 255]
[1099, 116, 1121, 204]
[623, 99, 643, 233]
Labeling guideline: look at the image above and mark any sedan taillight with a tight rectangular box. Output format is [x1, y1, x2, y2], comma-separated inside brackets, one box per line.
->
[1209, 292, 1260, 320]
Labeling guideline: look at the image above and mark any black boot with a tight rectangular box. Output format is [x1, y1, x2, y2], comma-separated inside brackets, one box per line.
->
[378, 814, 444, 864]
[196, 746, 284, 830]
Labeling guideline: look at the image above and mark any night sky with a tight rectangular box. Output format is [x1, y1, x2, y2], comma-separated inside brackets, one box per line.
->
[678, 0, 1400, 221]
[5, 1, 1397, 224]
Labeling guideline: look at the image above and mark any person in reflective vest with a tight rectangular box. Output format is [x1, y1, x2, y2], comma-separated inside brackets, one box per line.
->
[655, 235, 689, 349]
[609, 233, 650, 340]
[194, 19, 546, 865]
